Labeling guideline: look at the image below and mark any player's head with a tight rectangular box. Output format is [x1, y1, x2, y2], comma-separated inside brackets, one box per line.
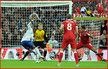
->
[66, 14, 72, 19]
[103, 30, 106, 35]
[38, 23, 43, 30]
[81, 25, 86, 32]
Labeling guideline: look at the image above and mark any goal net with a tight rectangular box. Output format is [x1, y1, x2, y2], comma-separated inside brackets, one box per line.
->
[1, 1, 73, 60]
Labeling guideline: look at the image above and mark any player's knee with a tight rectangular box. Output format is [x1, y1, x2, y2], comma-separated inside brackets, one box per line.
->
[29, 48, 32, 52]
[73, 51, 77, 54]
[60, 48, 64, 53]
[60, 50, 64, 53]
[72, 49, 77, 53]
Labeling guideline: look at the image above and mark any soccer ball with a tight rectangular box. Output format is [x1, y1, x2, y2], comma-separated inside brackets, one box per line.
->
[36, 61, 41, 63]
[49, 51, 56, 59]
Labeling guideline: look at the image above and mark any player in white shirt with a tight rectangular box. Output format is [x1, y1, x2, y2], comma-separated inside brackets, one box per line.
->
[48, 34, 59, 48]
[20, 18, 45, 63]
[81, 6, 87, 14]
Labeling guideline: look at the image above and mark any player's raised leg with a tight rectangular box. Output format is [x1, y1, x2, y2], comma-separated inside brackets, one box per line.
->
[30, 51, 40, 63]
[34, 47, 46, 60]
[20, 41, 34, 61]
[89, 47, 107, 61]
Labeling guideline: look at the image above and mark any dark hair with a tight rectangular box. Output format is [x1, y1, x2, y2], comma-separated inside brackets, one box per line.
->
[66, 14, 72, 19]
[81, 25, 86, 29]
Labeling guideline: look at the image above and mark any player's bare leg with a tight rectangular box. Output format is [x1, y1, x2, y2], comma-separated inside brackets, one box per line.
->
[72, 49, 80, 67]
[30, 51, 40, 63]
[57, 48, 64, 66]
[90, 47, 107, 61]
[76, 51, 82, 61]
[34, 47, 46, 61]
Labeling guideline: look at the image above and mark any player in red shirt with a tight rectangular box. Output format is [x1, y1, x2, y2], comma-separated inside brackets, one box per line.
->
[75, 6, 81, 17]
[96, 3, 104, 18]
[76, 25, 107, 61]
[57, 14, 79, 67]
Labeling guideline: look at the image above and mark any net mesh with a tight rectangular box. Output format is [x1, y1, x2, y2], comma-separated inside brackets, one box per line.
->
[1, 4, 70, 49]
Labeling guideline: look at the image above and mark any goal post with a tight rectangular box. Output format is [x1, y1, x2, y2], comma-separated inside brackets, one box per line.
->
[1, 1, 73, 60]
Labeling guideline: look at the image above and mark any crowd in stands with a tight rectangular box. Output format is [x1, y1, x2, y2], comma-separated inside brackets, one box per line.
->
[99, 20, 107, 49]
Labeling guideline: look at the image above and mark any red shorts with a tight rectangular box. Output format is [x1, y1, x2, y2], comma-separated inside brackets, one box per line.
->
[102, 10, 105, 14]
[97, 8, 102, 13]
[76, 42, 94, 49]
[77, 11, 81, 14]
[61, 39, 76, 49]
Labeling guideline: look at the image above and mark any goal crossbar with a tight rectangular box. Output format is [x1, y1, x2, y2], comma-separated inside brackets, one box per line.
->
[1, 1, 73, 7]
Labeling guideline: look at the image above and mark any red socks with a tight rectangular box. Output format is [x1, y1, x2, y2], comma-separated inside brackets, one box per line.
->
[74, 53, 79, 64]
[59, 52, 63, 63]
[96, 53, 103, 60]
[59, 51, 79, 64]
[77, 51, 80, 58]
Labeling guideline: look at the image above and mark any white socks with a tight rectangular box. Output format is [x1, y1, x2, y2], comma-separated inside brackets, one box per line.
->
[34, 47, 42, 57]
[31, 52, 38, 61]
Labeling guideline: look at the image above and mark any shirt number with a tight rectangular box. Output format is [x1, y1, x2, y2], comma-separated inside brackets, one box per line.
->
[67, 23, 72, 30]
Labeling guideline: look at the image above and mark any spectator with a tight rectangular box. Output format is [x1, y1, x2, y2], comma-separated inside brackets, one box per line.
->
[48, 34, 59, 48]
[100, 20, 107, 34]
[81, 6, 87, 14]
[100, 30, 107, 40]
[100, 38, 107, 49]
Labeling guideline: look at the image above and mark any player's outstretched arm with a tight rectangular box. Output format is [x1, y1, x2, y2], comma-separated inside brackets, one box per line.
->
[89, 35, 93, 39]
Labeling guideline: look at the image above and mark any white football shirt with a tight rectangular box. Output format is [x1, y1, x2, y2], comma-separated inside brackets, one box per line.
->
[21, 22, 34, 42]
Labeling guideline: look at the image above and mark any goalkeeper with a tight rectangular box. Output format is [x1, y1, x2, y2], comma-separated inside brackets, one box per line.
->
[33, 23, 48, 60]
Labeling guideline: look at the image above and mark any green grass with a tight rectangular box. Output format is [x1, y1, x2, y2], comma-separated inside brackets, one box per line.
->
[1, 59, 107, 68]
[73, 17, 107, 20]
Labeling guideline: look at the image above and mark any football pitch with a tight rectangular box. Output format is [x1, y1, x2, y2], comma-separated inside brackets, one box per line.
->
[73, 17, 107, 20]
[1, 59, 107, 68]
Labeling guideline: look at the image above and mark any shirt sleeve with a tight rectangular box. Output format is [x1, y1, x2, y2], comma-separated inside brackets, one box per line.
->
[27, 22, 32, 30]
[61, 21, 65, 26]
[78, 30, 81, 34]
[86, 30, 91, 36]
[75, 22, 78, 27]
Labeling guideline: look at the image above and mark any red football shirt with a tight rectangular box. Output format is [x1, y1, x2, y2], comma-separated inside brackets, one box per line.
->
[97, 3, 102, 9]
[78, 30, 91, 44]
[62, 20, 78, 40]
[76, 7, 81, 13]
